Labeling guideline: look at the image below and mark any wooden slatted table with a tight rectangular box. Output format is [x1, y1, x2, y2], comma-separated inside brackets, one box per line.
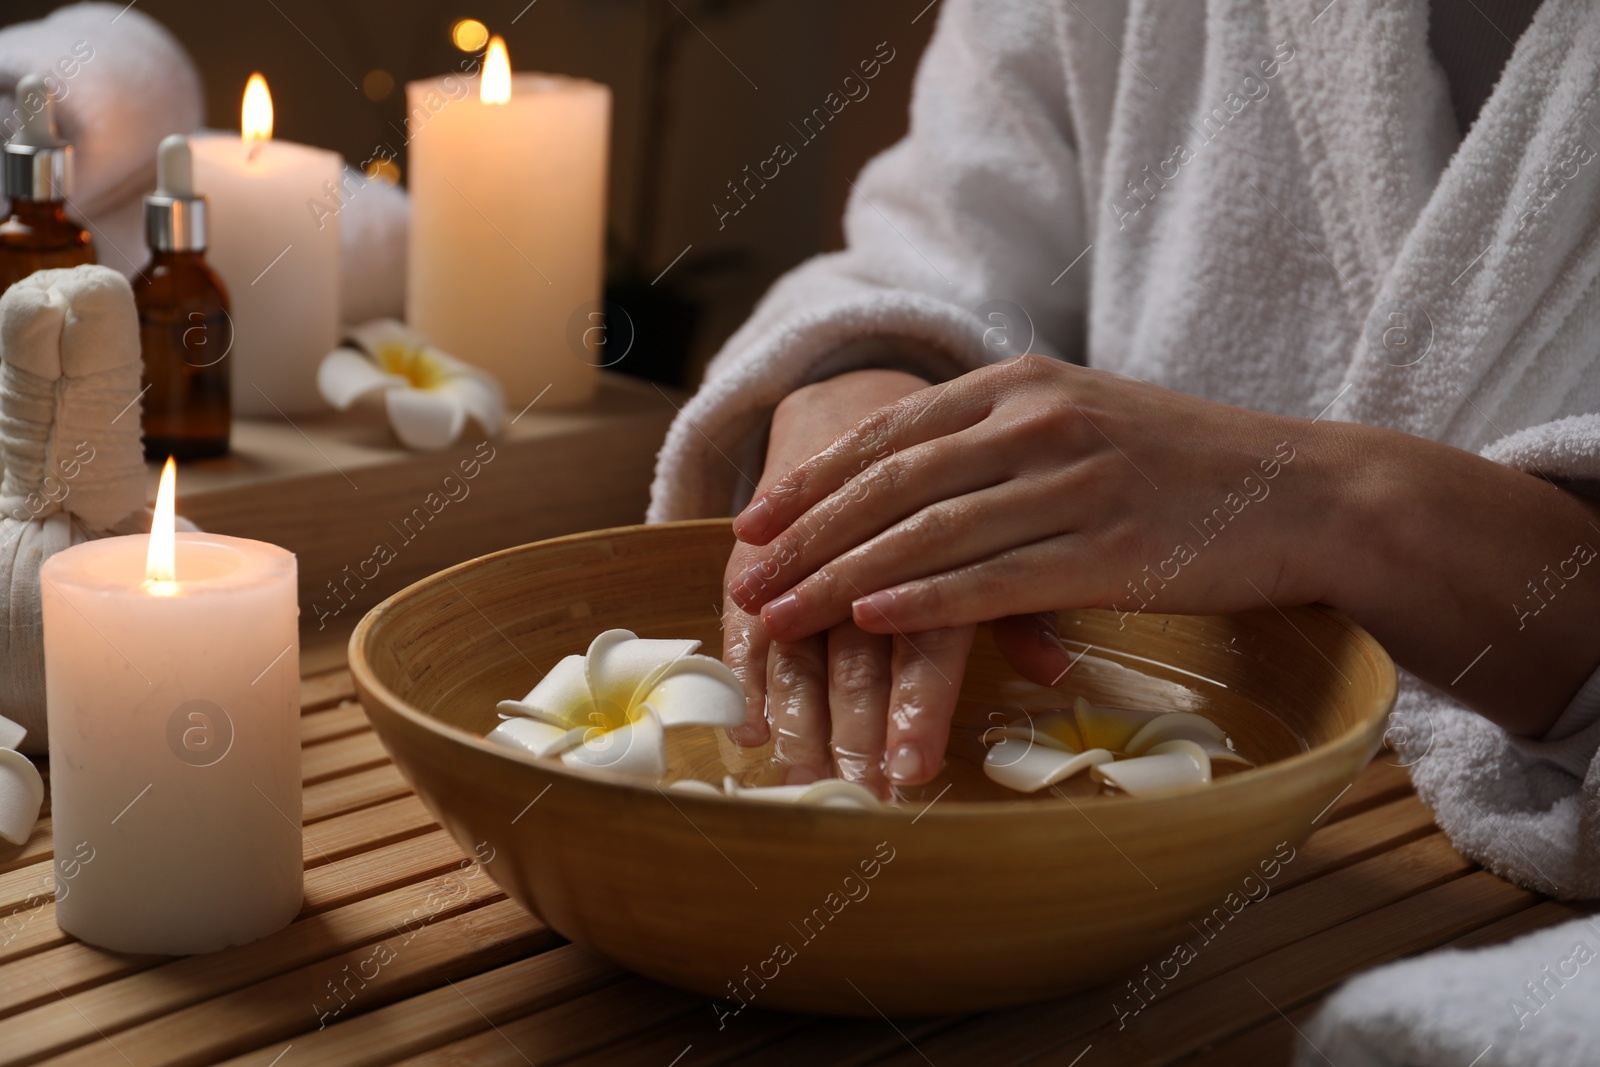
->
[1, 646, 1587, 1067]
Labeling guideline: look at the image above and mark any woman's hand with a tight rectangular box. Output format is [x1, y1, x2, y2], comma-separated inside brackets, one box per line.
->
[730, 353, 1600, 738]
[729, 354, 1336, 637]
[721, 368, 993, 790]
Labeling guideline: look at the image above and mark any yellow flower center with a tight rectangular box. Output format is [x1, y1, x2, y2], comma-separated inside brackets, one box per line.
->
[583, 696, 640, 735]
[1037, 718, 1084, 751]
[374, 341, 450, 390]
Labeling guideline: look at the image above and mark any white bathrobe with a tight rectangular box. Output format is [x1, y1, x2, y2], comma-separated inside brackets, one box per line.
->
[648, 0, 1600, 912]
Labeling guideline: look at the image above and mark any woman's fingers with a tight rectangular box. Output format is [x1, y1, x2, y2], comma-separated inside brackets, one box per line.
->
[729, 430, 1009, 617]
[825, 622, 893, 796]
[734, 376, 989, 545]
[721, 604, 771, 746]
[853, 534, 1092, 635]
[884, 624, 977, 785]
[990, 612, 1078, 687]
[767, 634, 832, 784]
[757, 481, 1069, 641]
[722, 543, 773, 746]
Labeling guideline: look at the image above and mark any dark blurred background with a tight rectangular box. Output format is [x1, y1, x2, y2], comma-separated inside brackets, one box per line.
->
[10, 0, 937, 387]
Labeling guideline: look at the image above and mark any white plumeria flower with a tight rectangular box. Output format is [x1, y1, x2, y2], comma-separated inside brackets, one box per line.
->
[982, 698, 1250, 797]
[317, 319, 505, 452]
[723, 776, 882, 809]
[0, 714, 43, 846]
[665, 775, 882, 810]
[485, 629, 745, 779]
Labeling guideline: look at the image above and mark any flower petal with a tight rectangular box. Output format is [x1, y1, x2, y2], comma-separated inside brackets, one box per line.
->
[726, 778, 882, 809]
[436, 374, 504, 436]
[496, 654, 591, 729]
[484, 716, 585, 758]
[1125, 714, 1252, 766]
[1125, 712, 1226, 753]
[318, 347, 403, 409]
[797, 779, 883, 809]
[559, 704, 668, 778]
[0, 713, 25, 751]
[1195, 740, 1254, 766]
[983, 737, 1114, 793]
[345, 317, 416, 355]
[1073, 697, 1163, 753]
[1091, 740, 1212, 797]
[725, 783, 811, 802]
[385, 386, 467, 451]
[641, 655, 745, 729]
[667, 778, 723, 796]
[584, 630, 701, 711]
[0, 749, 44, 846]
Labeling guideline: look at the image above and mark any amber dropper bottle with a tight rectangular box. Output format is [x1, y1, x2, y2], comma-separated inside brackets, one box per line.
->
[135, 134, 233, 460]
[0, 73, 95, 297]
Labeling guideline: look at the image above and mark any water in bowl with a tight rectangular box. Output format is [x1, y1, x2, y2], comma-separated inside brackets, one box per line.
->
[665, 646, 1311, 805]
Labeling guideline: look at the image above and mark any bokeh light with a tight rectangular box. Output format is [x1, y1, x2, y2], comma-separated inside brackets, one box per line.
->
[452, 18, 489, 51]
[364, 158, 401, 185]
[362, 69, 395, 101]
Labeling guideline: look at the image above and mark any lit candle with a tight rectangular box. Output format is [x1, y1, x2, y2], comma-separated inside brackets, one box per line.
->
[192, 74, 342, 415]
[40, 458, 302, 955]
[407, 36, 610, 407]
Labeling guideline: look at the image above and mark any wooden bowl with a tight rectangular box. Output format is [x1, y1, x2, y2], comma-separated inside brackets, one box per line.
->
[349, 519, 1396, 1015]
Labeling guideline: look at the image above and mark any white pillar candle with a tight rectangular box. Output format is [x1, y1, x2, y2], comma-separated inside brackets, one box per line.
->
[40, 462, 301, 955]
[192, 74, 341, 416]
[407, 37, 609, 407]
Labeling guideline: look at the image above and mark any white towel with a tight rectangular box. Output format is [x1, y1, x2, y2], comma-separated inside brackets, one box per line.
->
[647, 0, 1600, 912]
[0, 2, 204, 276]
[0, 266, 177, 758]
[1297, 914, 1600, 1067]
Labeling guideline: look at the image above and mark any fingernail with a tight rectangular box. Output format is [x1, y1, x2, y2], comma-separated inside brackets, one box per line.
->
[734, 497, 770, 539]
[853, 590, 895, 623]
[888, 743, 924, 783]
[763, 592, 801, 635]
[1037, 620, 1066, 652]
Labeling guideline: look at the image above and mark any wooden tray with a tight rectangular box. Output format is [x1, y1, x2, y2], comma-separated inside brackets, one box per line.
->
[0, 651, 1583, 1066]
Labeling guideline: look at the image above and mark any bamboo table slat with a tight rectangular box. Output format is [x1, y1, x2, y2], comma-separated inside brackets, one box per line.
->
[0, 654, 1586, 1067]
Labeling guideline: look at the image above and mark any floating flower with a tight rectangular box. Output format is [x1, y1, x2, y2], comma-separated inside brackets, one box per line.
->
[983, 698, 1252, 797]
[0, 715, 43, 845]
[317, 319, 504, 451]
[486, 629, 745, 779]
[665, 775, 882, 809]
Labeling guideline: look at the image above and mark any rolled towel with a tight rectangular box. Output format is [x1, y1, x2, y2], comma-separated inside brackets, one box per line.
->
[0, 265, 190, 756]
[1297, 914, 1600, 1067]
[0, 2, 203, 275]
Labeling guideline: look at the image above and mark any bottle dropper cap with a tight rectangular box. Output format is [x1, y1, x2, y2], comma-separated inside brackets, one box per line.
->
[3, 74, 73, 202]
[144, 134, 208, 253]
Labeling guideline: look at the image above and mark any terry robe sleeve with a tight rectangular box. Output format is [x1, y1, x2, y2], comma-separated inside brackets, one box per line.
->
[646, 0, 1092, 523]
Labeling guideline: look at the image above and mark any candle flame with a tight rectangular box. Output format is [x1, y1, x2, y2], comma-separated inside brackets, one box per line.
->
[242, 73, 274, 143]
[145, 456, 178, 596]
[481, 36, 511, 105]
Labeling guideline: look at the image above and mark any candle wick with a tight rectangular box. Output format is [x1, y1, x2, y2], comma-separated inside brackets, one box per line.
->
[246, 140, 264, 164]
